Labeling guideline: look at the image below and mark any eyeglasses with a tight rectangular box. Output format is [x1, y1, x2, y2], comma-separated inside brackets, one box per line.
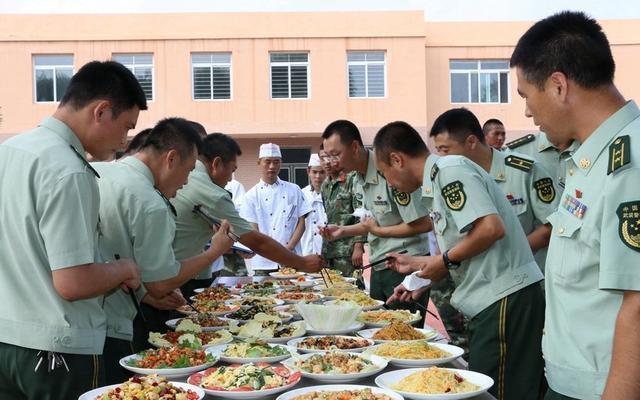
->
[320, 155, 340, 162]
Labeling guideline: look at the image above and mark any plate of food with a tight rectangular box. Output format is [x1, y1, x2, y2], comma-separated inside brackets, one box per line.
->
[209, 340, 296, 363]
[357, 321, 438, 343]
[374, 367, 494, 400]
[324, 298, 384, 312]
[191, 286, 236, 301]
[222, 307, 293, 324]
[287, 335, 375, 354]
[274, 304, 301, 319]
[275, 291, 323, 304]
[230, 315, 307, 344]
[120, 347, 218, 378]
[177, 300, 240, 316]
[358, 309, 422, 327]
[79, 374, 205, 400]
[187, 362, 302, 399]
[282, 351, 387, 383]
[275, 384, 403, 400]
[307, 270, 343, 279]
[165, 313, 229, 331]
[365, 342, 464, 367]
[149, 321, 233, 349]
[229, 296, 285, 309]
[231, 280, 279, 294]
[270, 267, 305, 279]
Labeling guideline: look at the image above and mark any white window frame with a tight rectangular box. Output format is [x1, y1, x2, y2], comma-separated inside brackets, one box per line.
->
[32, 54, 74, 104]
[112, 53, 155, 102]
[269, 52, 310, 100]
[449, 60, 510, 104]
[346, 51, 387, 99]
[190, 52, 233, 101]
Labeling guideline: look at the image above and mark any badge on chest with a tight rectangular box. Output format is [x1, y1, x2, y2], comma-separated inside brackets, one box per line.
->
[562, 193, 587, 219]
[506, 193, 525, 206]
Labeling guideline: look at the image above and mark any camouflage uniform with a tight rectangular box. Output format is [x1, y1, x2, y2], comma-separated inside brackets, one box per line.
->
[221, 252, 247, 277]
[430, 275, 469, 352]
[321, 171, 366, 277]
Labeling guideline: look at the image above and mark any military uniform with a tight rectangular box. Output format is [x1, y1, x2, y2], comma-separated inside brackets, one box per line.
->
[321, 172, 365, 276]
[0, 117, 106, 398]
[93, 157, 182, 383]
[506, 131, 579, 189]
[543, 101, 640, 399]
[424, 154, 545, 400]
[358, 151, 430, 313]
[173, 160, 254, 284]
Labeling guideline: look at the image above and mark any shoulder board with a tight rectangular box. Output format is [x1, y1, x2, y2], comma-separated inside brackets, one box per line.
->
[608, 135, 631, 175]
[505, 154, 534, 172]
[69, 145, 100, 178]
[430, 164, 439, 181]
[506, 134, 536, 150]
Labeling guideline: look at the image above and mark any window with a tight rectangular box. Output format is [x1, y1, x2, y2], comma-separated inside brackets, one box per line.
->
[450, 60, 509, 104]
[270, 53, 309, 99]
[112, 53, 154, 101]
[33, 55, 73, 103]
[191, 53, 232, 100]
[347, 51, 386, 98]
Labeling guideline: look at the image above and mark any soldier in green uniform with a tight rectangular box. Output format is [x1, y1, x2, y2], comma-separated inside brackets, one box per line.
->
[506, 131, 579, 190]
[173, 133, 325, 291]
[94, 118, 235, 383]
[320, 120, 431, 316]
[375, 119, 545, 400]
[511, 11, 640, 399]
[0, 61, 145, 399]
[319, 153, 366, 277]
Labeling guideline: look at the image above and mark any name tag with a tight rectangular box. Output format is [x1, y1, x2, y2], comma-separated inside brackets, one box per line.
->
[506, 194, 525, 206]
[562, 194, 587, 219]
[373, 200, 389, 206]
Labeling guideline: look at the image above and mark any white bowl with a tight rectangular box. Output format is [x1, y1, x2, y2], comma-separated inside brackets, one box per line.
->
[79, 381, 205, 400]
[282, 352, 388, 383]
[287, 335, 375, 354]
[357, 327, 439, 343]
[119, 348, 218, 379]
[375, 367, 494, 400]
[276, 384, 403, 400]
[208, 343, 297, 364]
[365, 342, 464, 367]
[305, 321, 365, 335]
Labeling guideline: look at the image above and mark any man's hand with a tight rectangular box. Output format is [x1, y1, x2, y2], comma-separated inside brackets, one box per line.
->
[351, 244, 364, 268]
[116, 258, 142, 292]
[212, 220, 234, 253]
[142, 289, 186, 310]
[299, 254, 326, 273]
[416, 255, 448, 282]
[361, 216, 379, 234]
[387, 284, 430, 305]
[385, 252, 420, 275]
[319, 224, 344, 241]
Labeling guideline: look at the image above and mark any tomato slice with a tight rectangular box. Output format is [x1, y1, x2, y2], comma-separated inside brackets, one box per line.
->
[188, 374, 203, 385]
[230, 386, 253, 391]
[286, 371, 302, 384]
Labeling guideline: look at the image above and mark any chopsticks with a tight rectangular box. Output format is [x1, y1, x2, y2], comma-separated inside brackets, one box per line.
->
[115, 254, 148, 326]
[359, 250, 408, 271]
[192, 204, 241, 242]
[320, 268, 334, 286]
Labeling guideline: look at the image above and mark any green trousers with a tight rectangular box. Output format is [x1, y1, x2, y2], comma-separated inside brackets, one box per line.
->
[180, 277, 214, 300]
[544, 388, 578, 400]
[103, 337, 134, 385]
[0, 342, 105, 400]
[369, 268, 429, 325]
[430, 274, 469, 352]
[468, 283, 545, 400]
[132, 304, 173, 353]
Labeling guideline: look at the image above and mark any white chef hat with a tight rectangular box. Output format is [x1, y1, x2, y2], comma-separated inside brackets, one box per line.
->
[308, 153, 321, 167]
[258, 143, 282, 159]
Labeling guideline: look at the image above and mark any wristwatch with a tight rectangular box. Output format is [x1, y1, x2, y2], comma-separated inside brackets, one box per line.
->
[442, 249, 461, 270]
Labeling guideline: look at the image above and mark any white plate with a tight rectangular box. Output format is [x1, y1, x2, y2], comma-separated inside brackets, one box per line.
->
[119, 348, 218, 378]
[222, 311, 293, 325]
[228, 297, 285, 308]
[165, 318, 229, 331]
[274, 305, 301, 319]
[275, 293, 325, 304]
[208, 343, 297, 363]
[270, 272, 305, 279]
[79, 381, 205, 400]
[375, 367, 494, 400]
[282, 352, 388, 383]
[358, 311, 422, 328]
[308, 270, 343, 278]
[234, 327, 307, 344]
[324, 299, 385, 311]
[187, 364, 301, 399]
[365, 342, 464, 367]
[287, 335, 375, 354]
[276, 384, 404, 400]
[305, 321, 365, 335]
[357, 327, 439, 343]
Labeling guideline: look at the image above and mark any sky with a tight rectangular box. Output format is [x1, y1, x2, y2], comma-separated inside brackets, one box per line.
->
[0, 0, 639, 21]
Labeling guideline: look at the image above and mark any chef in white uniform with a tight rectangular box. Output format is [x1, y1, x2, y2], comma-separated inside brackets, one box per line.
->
[240, 143, 311, 275]
[301, 153, 327, 256]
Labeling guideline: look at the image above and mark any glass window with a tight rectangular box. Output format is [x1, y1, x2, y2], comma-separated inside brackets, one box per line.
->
[191, 53, 232, 100]
[347, 51, 386, 98]
[270, 53, 309, 99]
[449, 60, 510, 104]
[33, 54, 73, 103]
[113, 53, 154, 101]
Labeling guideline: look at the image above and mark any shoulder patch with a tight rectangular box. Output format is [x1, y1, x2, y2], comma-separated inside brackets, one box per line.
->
[607, 135, 630, 175]
[617, 201, 640, 252]
[506, 134, 536, 150]
[393, 188, 411, 206]
[430, 164, 439, 181]
[441, 181, 466, 211]
[534, 177, 556, 203]
[505, 155, 534, 172]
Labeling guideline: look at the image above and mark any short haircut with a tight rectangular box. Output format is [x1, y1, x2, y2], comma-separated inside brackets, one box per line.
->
[510, 11, 615, 89]
[322, 120, 364, 147]
[139, 117, 203, 159]
[60, 61, 148, 116]
[124, 128, 152, 155]
[482, 118, 504, 135]
[188, 120, 207, 138]
[200, 133, 242, 164]
[429, 108, 485, 144]
[373, 121, 428, 164]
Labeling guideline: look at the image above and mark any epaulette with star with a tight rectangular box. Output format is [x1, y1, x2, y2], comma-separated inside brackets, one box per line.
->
[506, 134, 536, 150]
[505, 154, 534, 172]
[607, 135, 630, 175]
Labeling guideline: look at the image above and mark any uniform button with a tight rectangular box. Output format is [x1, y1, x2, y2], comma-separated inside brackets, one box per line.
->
[282, 196, 285, 199]
[265, 198, 269, 201]
[558, 227, 565, 234]
[273, 227, 276, 230]
[270, 213, 273, 216]
[568, 169, 574, 176]
[62, 336, 71, 345]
